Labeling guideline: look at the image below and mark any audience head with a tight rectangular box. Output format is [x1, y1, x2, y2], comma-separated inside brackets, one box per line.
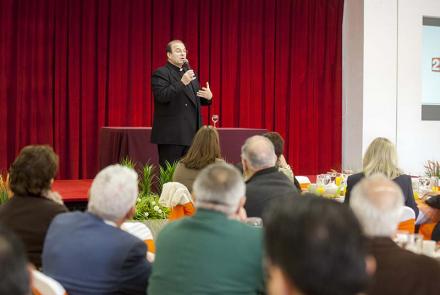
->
[181, 125, 221, 169]
[264, 194, 370, 295]
[9, 145, 58, 197]
[241, 135, 277, 173]
[363, 137, 400, 179]
[350, 174, 404, 237]
[263, 132, 284, 159]
[88, 164, 138, 224]
[193, 163, 245, 215]
[0, 225, 30, 295]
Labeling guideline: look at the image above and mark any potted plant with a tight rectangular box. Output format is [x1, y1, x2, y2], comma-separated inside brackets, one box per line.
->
[120, 158, 177, 238]
[0, 175, 9, 205]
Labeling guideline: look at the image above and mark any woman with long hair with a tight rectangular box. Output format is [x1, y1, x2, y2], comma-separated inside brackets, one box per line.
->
[173, 126, 223, 192]
[344, 137, 418, 216]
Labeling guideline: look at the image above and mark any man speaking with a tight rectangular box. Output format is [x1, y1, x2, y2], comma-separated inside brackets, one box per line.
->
[151, 40, 212, 167]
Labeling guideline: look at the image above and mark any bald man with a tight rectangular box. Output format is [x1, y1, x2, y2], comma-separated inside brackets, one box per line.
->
[350, 174, 440, 295]
[241, 136, 299, 218]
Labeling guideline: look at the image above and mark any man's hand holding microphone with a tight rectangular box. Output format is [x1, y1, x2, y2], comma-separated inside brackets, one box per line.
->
[180, 59, 212, 100]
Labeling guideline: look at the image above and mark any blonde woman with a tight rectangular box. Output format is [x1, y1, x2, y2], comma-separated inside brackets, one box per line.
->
[172, 126, 224, 192]
[344, 137, 418, 216]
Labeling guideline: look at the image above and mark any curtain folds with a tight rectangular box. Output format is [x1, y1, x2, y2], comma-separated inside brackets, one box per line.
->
[0, 0, 344, 179]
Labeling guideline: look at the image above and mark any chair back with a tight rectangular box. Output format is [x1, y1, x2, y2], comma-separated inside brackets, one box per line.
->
[397, 206, 416, 233]
[169, 202, 196, 221]
[159, 182, 195, 220]
[295, 176, 311, 191]
[419, 223, 438, 240]
[32, 270, 67, 295]
[121, 221, 155, 253]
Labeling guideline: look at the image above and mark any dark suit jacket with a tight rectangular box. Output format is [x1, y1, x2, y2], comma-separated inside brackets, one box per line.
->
[344, 172, 419, 216]
[0, 195, 67, 268]
[151, 62, 211, 146]
[366, 237, 440, 295]
[42, 212, 151, 295]
[244, 167, 299, 218]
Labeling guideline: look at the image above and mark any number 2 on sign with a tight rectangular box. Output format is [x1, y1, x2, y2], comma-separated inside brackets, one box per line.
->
[433, 57, 440, 72]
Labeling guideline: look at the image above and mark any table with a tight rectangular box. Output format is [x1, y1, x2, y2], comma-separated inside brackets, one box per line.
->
[98, 127, 267, 170]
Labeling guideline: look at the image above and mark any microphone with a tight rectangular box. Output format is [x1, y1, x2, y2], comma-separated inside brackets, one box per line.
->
[182, 59, 191, 71]
[183, 59, 196, 80]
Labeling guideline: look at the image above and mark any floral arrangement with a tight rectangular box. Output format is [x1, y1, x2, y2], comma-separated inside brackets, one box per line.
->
[134, 195, 168, 220]
[120, 158, 175, 220]
[0, 174, 9, 205]
[424, 160, 440, 178]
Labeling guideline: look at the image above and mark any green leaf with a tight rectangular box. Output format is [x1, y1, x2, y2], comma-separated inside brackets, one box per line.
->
[120, 156, 136, 170]
[158, 161, 177, 194]
[0, 175, 9, 205]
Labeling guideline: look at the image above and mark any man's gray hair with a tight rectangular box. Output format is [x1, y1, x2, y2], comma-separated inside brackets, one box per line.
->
[88, 164, 138, 222]
[193, 163, 245, 215]
[350, 174, 404, 237]
[241, 135, 277, 170]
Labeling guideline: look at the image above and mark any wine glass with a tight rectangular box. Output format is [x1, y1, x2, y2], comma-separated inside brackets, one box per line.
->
[317, 174, 331, 186]
[211, 114, 219, 128]
[243, 217, 263, 227]
[418, 177, 431, 196]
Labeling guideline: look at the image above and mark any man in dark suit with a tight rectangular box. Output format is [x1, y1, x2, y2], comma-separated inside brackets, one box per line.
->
[42, 165, 151, 295]
[350, 175, 440, 295]
[151, 40, 212, 167]
[242, 135, 299, 218]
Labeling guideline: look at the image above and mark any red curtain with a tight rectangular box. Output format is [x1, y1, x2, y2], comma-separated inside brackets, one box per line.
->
[0, 0, 343, 179]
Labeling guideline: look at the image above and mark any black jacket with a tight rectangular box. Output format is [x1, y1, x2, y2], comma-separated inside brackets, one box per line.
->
[151, 62, 211, 146]
[244, 167, 299, 218]
[344, 172, 419, 217]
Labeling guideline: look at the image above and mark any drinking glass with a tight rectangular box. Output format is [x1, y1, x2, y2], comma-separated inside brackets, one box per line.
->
[211, 114, 219, 128]
[418, 177, 432, 195]
[317, 174, 331, 186]
[243, 217, 263, 227]
[406, 234, 424, 254]
[430, 177, 439, 192]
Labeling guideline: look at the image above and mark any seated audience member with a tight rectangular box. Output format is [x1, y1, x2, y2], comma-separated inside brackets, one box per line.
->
[264, 194, 371, 295]
[0, 145, 67, 268]
[173, 125, 224, 192]
[0, 225, 31, 295]
[344, 137, 418, 216]
[242, 135, 299, 218]
[262, 132, 301, 190]
[148, 163, 265, 295]
[418, 194, 440, 241]
[42, 165, 151, 295]
[350, 175, 440, 295]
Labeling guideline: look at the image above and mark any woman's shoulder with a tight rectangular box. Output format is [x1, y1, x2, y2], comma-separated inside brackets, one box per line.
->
[393, 174, 412, 183]
[174, 161, 199, 174]
[347, 172, 365, 182]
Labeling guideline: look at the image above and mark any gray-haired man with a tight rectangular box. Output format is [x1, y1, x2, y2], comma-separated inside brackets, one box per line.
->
[242, 135, 299, 218]
[148, 163, 265, 295]
[350, 174, 440, 295]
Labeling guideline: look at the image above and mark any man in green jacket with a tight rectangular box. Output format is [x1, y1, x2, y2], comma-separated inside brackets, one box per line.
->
[148, 163, 265, 295]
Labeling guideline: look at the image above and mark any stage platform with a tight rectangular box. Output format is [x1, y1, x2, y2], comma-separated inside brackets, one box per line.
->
[53, 179, 92, 211]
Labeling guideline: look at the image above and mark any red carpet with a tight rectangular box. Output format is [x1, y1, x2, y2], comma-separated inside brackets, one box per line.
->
[52, 180, 92, 202]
